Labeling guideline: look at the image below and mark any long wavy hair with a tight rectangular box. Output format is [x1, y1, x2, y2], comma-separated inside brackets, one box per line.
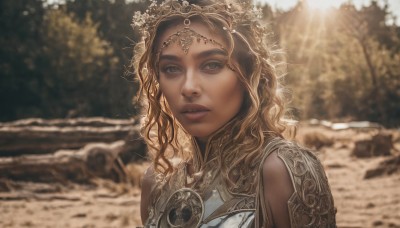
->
[132, 0, 290, 191]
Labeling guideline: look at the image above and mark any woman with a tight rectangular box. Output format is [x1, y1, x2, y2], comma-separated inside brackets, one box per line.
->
[132, 0, 336, 227]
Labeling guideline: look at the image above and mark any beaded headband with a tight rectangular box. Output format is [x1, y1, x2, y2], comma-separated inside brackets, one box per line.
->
[132, 0, 267, 75]
[159, 18, 226, 54]
[132, 0, 264, 51]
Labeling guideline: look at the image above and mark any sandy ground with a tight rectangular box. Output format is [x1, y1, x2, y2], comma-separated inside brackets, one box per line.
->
[0, 181, 142, 228]
[1, 126, 399, 228]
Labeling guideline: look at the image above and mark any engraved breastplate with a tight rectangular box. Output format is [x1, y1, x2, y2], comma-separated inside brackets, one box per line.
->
[145, 136, 337, 228]
[145, 163, 256, 228]
[147, 188, 255, 227]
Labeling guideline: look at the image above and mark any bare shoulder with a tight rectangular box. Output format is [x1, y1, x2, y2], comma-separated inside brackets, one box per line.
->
[262, 150, 292, 185]
[262, 150, 294, 227]
[140, 165, 157, 225]
[262, 139, 337, 227]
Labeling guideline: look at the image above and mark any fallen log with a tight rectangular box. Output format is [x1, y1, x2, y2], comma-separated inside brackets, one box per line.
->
[0, 118, 137, 156]
[0, 140, 145, 184]
[0, 117, 135, 127]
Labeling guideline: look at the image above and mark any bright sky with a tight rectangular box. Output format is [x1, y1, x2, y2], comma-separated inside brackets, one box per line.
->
[256, 0, 400, 24]
[47, 0, 400, 24]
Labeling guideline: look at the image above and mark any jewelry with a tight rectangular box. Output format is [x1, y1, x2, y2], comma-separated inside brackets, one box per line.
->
[132, 0, 263, 39]
[159, 18, 226, 54]
[132, 0, 265, 72]
[157, 188, 204, 227]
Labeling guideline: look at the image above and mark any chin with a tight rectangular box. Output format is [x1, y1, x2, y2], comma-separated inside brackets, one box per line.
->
[188, 131, 212, 139]
[183, 126, 213, 139]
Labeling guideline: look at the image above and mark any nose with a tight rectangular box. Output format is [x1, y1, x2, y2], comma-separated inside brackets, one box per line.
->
[181, 68, 201, 99]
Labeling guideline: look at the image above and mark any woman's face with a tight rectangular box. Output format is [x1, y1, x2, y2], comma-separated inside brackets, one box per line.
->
[157, 21, 244, 142]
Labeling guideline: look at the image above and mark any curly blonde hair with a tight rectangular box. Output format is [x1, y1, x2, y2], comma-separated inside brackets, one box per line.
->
[132, 0, 290, 191]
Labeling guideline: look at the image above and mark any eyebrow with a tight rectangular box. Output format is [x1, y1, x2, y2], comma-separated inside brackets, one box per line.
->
[196, 48, 228, 59]
[159, 48, 228, 62]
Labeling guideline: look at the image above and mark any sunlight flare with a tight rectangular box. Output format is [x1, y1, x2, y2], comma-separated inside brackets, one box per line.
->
[305, 0, 334, 11]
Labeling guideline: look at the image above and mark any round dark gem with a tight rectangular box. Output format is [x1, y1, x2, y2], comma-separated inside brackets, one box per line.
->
[168, 208, 177, 224]
[181, 206, 192, 222]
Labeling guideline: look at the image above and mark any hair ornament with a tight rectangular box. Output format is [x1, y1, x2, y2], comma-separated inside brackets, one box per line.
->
[131, 0, 264, 37]
[222, 26, 236, 34]
[159, 25, 227, 54]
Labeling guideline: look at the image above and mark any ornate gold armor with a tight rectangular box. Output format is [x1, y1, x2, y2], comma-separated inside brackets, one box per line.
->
[144, 137, 336, 227]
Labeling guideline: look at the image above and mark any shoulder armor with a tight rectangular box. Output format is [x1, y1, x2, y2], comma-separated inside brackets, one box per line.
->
[277, 140, 336, 227]
[256, 138, 336, 228]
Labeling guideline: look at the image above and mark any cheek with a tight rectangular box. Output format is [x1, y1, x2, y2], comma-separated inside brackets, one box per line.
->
[211, 76, 244, 119]
[229, 86, 244, 110]
[212, 75, 244, 109]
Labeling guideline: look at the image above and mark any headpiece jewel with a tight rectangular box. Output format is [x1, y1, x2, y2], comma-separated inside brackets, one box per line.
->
[132, 0, 264, 37]
[159, 18, 226, 54]
[132, 0, 266, 70]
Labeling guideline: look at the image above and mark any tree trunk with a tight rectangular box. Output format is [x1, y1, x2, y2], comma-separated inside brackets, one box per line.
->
[0, 141, 138, 184]
[0, 117, 137, 156]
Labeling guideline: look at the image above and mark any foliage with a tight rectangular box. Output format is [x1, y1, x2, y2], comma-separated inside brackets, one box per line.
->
[0, 0, 399, 127]
[0, 0, 46, 120]
[275, 1, 400, 127]
[0, 0, 147, 121]
[63, 0, 149, 118]
[40, 9, 117, 117]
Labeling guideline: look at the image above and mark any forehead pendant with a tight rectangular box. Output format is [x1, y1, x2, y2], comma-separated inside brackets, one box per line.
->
[159, 18, 226, 54]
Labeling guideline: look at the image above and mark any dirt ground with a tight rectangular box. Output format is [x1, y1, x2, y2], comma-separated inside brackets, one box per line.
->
[1, 126, 399, 228]
[0, 180, 142, 228]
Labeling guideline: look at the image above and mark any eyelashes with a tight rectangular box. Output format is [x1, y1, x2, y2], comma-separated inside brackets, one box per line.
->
[159, 60, 226, 76]
[161, 65, 182, 75]
[201, 61, 224, 73]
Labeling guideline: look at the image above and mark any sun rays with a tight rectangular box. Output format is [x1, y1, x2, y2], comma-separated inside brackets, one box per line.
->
[305, 0, 334, 11]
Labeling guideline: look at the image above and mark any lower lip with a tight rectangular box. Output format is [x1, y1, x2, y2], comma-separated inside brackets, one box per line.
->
[182, 111, 209, 121]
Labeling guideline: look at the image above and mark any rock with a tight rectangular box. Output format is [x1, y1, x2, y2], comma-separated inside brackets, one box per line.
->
[352, 132, 393, 158]
[302, 131, 334, 150]
[373, 220, 384, 226]
[364, 155, 400, 179]
[325, 162, 346, 169]
[366, 202, 375, 208]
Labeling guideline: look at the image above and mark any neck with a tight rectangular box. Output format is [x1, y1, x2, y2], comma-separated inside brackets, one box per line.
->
[191, 118, 237, 171]
[195, 137, 207, 156]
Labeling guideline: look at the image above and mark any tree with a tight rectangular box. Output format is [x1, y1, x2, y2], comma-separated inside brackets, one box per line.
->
[0, 0, 146, 121]
[39, 9, 118, 117]
[337, 2, 400, 125]
[0, 0, 46, 120]
[274, 1, 400, 126]
[63, 0, 149, 118]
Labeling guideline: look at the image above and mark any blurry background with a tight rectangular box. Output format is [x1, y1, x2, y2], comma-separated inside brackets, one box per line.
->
[0, 0, 399, 125]
[0, 0, 399, 227]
